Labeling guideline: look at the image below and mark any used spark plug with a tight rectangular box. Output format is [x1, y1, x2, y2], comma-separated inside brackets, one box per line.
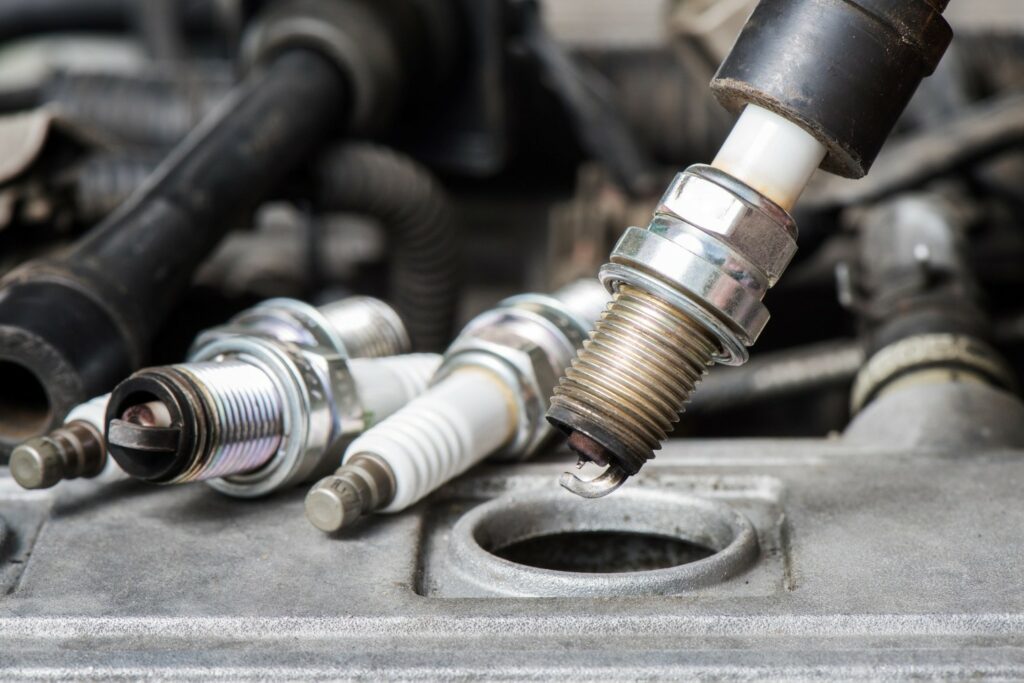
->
[9, 296, 410, 491]
[547, 0, 954, 497]
[304, 279, 609, 533]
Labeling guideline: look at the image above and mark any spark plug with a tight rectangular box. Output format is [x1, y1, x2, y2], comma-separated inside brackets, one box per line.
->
[304, 279, 609, 532]
[9, 296, 410, 491]
[106, 340, 440, 498]
[547, 0, 953, 497]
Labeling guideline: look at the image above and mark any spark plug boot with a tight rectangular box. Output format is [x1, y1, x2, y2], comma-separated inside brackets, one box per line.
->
[10, 296, 411, 491]
[304, 279, 610, 533]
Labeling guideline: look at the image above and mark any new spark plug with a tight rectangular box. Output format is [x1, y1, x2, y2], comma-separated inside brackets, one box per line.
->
[547, 0, 954, 497]
[9, 296, 412, 491]
[304, 279, 610, 532]
[106, 342, 439, 498]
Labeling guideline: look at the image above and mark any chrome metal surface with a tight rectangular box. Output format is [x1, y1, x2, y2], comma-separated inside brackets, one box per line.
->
[189, 337, 348, 498]
[171, 360, 284, 482]
[192, 296, 410, 359]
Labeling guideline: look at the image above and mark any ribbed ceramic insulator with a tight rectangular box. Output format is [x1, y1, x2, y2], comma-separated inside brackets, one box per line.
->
[343, 369, 514, 512]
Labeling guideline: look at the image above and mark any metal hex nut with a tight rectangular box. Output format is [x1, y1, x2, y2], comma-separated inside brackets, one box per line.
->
[657, 166, 797, 285]
[442, 332, 553, 461]
[609, 226, 770, 345]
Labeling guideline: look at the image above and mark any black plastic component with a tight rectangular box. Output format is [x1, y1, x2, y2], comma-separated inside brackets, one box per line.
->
[711, 0, 953, 178]
[0, 48, 350, 454]
[0, 282, 133, 436]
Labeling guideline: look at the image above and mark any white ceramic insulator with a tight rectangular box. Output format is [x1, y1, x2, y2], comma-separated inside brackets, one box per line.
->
[344, 368, 516, 513]
[65, 394, 125, 483]
[712, 104, 827, 211]
[348, 353, 442, 428]
[65, 394, 109, 430]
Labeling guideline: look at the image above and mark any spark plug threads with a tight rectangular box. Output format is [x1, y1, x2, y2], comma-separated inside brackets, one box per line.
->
[109, 360, 285, 484]
[550, 285, 718, 487]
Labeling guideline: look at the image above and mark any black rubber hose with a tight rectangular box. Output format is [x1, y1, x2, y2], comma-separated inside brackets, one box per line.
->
[686, 340, 865, 415]
[314, 144, 459, 351]
[0, 48, 349, 453]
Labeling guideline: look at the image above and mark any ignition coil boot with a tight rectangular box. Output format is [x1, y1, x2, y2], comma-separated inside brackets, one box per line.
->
[10, 296, 411, 491]
[304, 279, 609, 533]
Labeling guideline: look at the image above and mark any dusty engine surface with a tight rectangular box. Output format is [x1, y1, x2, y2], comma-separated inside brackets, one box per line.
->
[2, 0, 1024, 679]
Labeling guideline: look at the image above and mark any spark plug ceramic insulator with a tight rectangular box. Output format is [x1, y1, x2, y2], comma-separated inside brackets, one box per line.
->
[9, 295, 411, 491]
[304, 279, 610, 533]
[547, 0, 953, 497]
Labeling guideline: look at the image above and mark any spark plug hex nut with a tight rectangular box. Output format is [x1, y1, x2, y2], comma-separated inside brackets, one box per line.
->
[191, 296, 409, 359]
[602, 165, 797, 365]
[438, 292, 594, 460]
[656, 165, 798, 285]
